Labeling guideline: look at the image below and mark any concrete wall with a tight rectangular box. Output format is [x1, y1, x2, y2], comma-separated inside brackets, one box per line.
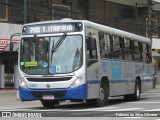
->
[104, 0, 138, 6]
[89, 0, 105, 24]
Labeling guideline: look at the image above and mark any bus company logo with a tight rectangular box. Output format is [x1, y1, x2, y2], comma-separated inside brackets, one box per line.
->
[2, 112, 11, 117]
[46, 84, 50, 88]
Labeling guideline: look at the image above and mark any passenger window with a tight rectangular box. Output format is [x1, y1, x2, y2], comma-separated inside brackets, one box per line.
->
[133, 41, 142, 62]
[112, 36, 123, 60]
[86, 37, 97, 59]
[146, 44, 152, 63]
[124, 38, 132, 61]
[142, 43, 151, 63]
[86, 37, 98, 67]
[99, 32, 112, 59]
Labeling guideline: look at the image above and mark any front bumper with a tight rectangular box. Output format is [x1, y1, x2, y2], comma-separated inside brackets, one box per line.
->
[19, 84, 87, 101]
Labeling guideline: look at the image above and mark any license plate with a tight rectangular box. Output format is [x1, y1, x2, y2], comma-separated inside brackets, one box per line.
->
[43, 95, 54, 100]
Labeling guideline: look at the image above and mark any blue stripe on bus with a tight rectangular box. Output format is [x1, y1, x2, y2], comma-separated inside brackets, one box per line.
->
[63, 84, 87, 99]
[19, 87, 36, 101]
[88, 80, 135, 84]
[88, 80, 101, 84]
[109, 80, 135, 83]
[88, 79, 153, 84]
[142, 79, 153, 82]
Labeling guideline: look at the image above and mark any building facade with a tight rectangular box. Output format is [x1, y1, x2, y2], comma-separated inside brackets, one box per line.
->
[0, 0, 160, 88]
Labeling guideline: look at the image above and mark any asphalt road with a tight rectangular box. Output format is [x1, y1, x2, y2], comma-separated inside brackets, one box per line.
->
[0, 85, 160, 120]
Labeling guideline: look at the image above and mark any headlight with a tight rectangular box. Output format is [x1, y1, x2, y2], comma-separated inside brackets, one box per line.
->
[19, 78, 28, 89]
[70, 76, 83, 88]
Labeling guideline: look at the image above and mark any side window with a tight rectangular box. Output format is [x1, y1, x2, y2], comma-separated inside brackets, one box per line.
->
[142, 43, 147, 63]
[86, 37, 97, 59]
[133, 41, 142, 62]
[99, 32, 112, 59]
[142, 43, 151, 63]
[124, 38, 133, 61]
[147, 44, 152, 63]
[112, 36, 123, 60]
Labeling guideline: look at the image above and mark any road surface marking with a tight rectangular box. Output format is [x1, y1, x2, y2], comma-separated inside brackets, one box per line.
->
[145, 109, 160, 111]
[0, 106, 118, 112]
[124, 117, 142, 119]
[129, 102, 160, 104]
[108, 108, 142, 111]
[0, 105, 41, 110]
[72, 107, 118, 111]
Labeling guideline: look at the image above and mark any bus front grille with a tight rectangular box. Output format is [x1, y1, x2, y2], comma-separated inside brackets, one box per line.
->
[27, 77, 72, 82]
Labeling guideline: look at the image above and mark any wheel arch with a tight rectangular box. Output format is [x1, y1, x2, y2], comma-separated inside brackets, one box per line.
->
[101, 76, 109, 95]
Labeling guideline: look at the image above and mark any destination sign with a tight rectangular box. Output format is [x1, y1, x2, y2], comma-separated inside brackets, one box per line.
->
[22, 22, 83, 34]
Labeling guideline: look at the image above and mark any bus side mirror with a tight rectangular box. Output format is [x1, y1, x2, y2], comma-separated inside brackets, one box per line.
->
[87, 37, 96, 50]
[10, 42, 13, 51]
[10, 33, 20, 51]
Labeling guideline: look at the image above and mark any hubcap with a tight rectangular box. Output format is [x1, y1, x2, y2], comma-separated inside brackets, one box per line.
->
[136, 85, 140, 97]
[100, 87, 105, 100]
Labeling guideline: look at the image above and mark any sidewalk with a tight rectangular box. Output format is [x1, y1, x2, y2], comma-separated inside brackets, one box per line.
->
[155, 84, 160, 88]
[151, 84, 160, 92]
[0, 88, 17, 94]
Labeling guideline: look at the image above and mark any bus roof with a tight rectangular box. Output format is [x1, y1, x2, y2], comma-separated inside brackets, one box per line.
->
[84, 20, 151, 44]
[23, 19, 151, 44]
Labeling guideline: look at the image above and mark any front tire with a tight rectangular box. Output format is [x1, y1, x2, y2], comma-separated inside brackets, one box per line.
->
[87, 82, 109, 107]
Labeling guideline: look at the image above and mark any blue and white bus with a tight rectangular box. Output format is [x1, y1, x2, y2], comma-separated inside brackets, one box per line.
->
[18, 19, 154, 107]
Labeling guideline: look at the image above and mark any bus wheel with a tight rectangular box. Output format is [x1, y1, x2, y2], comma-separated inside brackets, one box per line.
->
[40, 100, 59, 107]
[124, 80, 141, 101]
[93, 82, 108, 107]
[133, 80, 141, 101]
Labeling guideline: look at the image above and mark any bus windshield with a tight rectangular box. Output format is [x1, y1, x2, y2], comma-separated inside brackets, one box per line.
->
[20, 35, 83, 75]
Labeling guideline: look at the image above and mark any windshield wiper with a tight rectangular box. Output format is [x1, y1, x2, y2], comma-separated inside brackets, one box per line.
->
[51, 33, 67, 62]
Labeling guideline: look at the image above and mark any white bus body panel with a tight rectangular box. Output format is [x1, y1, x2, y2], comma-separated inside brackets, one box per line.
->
[86, 28, 100, 99]
[84, 20, 153, 98]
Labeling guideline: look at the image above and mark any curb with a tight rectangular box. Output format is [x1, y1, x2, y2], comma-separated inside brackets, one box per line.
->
[0, 88, 17, 90]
